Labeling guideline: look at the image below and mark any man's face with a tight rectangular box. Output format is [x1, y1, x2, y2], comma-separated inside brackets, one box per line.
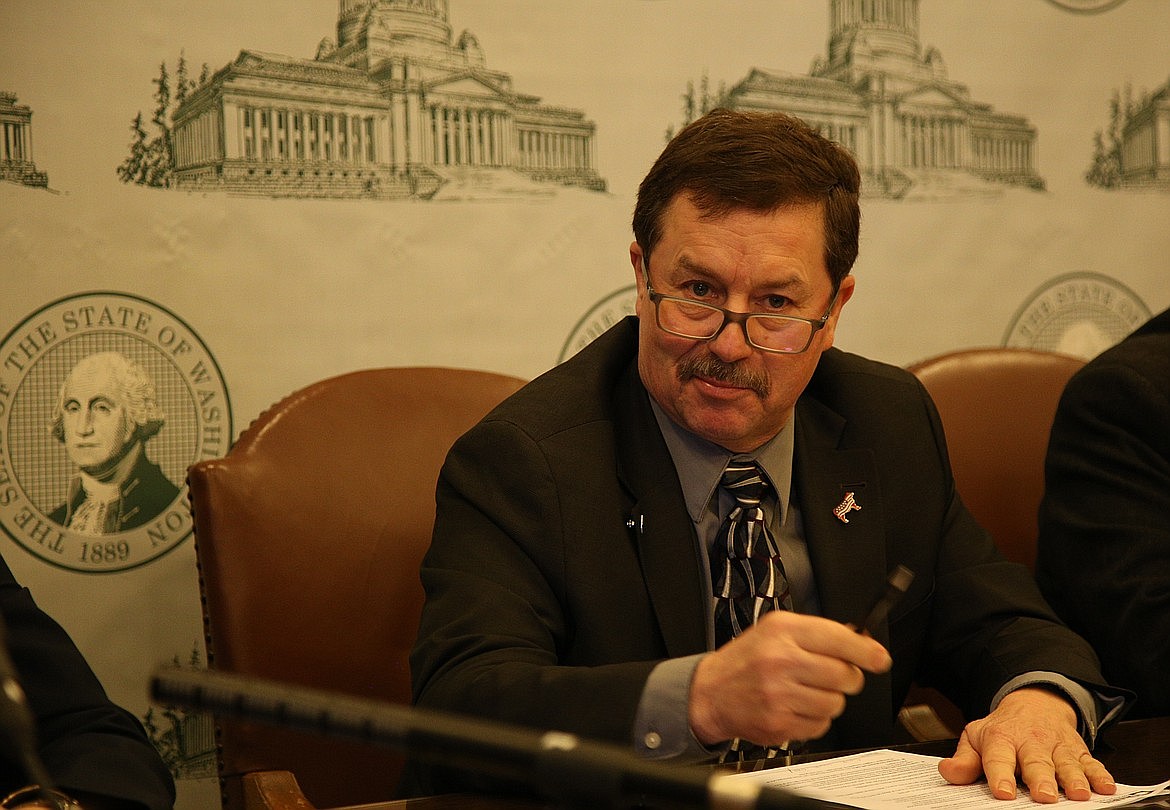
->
[61, 363, 134, 470]
[631, 193, 854, 453]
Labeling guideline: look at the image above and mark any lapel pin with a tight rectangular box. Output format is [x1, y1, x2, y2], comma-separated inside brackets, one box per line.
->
[833, 491, 861, 523]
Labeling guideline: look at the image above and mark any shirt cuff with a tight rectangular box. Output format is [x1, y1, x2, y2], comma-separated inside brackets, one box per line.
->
[633, 654, 722, 761]
[990, 671, 1124, 747]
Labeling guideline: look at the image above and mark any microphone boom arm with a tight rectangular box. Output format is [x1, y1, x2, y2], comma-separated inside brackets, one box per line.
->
[149, 667, 823, 810]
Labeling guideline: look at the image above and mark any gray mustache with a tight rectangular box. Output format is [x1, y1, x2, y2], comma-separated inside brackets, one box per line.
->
[677, 354, 770, 398]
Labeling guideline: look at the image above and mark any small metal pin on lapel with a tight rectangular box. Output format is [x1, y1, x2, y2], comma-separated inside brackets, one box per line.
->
[833, 491, 861, 523]
[625, 515, 646, 532]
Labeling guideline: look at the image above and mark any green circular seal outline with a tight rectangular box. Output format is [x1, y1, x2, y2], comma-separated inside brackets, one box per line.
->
[1002, 272, 1151, 358]
[1043, 0, 1131, 13]
[0, 291, 233, 573]
[559, 285, 638, 364]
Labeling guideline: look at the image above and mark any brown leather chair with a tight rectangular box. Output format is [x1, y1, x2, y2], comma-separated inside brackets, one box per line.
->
[897, 347, 1086, 740]
[188, 366, 527, 810]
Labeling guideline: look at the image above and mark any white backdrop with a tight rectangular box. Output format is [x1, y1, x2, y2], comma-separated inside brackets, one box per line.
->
[2, 2, 1169, 807]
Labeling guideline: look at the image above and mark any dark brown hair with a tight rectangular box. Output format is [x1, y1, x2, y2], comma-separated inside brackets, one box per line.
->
[632, 108, 861, 288]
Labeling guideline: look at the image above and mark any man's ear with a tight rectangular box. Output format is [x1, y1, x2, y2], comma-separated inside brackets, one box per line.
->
[822, 274, 856, 348]
[835, 274, 856, 312]
[629, 241, 645, 287]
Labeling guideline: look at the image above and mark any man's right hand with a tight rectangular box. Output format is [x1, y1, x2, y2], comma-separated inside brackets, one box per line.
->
[687, 611, 892, 747]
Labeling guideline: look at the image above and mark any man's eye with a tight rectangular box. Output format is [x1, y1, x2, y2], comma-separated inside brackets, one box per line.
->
[764, 295, 791, 310]
[684, 282, 711, 298]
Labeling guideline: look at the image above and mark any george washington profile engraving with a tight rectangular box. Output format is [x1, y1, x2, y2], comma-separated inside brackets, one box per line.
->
[48, 351, 180, 534]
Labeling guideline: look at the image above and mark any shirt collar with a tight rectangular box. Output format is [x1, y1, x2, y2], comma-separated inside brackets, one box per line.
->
[649, 399, 795, 525]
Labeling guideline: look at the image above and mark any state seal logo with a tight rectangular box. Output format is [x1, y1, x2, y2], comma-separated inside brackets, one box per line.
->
[1003, 272, 1151, 359]
[1043, 0, 1131, 13]
[559, 285, 637, 363]
[0, 292, 231, 572]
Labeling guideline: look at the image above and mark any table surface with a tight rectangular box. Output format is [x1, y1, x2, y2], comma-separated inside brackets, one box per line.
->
[348, 715, 1170, 809]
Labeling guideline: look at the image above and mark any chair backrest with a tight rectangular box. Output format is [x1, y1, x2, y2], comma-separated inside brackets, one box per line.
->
[188, 366, 527, 809]
[907, 347, 1085, 572]
[896, 347, 1085, 741]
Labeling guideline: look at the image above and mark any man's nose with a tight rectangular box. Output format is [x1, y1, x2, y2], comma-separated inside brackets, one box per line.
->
[706, 316, 754, 362]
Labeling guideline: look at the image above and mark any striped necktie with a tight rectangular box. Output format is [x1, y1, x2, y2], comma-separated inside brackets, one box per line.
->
[712, 458, 792, 647]
[711, 458, 794, 763]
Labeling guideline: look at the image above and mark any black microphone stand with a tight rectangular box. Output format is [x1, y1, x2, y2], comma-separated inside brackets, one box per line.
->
[150, 667, 826, 810]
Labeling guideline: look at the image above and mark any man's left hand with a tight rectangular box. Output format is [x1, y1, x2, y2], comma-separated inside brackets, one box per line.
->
[937, 687, 1117, 803]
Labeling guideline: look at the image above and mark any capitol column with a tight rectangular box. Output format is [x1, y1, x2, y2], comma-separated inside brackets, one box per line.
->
[223, 102, 241, 161]
[374, 111, 391, 169]
[469, 109, 482, 166]
[483, 110, 495, 166]
[460, 108, 471, 165]
[391, 90, 408, 173]
[420, 105, 434, 166]
[494, 112, 506, 167]
[441, 107, 453, 165]
[404, 82, 423, 171]
[882, 92, 896, 171]
[500, 114, 509, 167]
[1157, 113, 1170, 175]
[869, 74, 887, 173]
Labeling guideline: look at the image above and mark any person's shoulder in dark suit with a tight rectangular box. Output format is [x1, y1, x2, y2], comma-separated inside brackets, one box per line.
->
[1036, 306, 1170, 718]
[0, 554, 176, 810]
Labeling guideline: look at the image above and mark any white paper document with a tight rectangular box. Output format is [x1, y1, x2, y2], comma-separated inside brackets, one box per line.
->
[728, 749, 1170, 809]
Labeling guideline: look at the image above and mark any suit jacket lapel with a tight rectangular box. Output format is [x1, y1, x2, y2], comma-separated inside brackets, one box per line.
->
[613, 362, 709, 658]
[795, 395, 895, 743]
[795, 397, 888, 629]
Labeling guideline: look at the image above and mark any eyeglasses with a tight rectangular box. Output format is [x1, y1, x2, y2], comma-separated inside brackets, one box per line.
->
[645, 278, 839, 355]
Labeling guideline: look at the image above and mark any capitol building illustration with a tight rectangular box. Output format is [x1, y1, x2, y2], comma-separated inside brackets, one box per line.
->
[1120, 76, 1170, 190]
[171, 0, 605, 199]
[725, 0, 1044, 198]
[1, 92, 50, 189]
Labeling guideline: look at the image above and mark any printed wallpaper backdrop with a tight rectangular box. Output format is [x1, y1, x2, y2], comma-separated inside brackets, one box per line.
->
[2, 1, 1169, 806]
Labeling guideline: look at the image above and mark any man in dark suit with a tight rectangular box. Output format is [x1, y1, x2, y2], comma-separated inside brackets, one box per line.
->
[1037, 306, 1170, 719]
[411, 109, 1123, 803]
[0, 553, 175, 809]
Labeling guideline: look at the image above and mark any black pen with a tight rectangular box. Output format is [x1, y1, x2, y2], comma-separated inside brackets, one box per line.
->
[853, 564, 914, 635]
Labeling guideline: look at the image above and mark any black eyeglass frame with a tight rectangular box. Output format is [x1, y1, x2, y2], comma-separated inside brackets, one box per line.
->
[642, 265, 840, 355]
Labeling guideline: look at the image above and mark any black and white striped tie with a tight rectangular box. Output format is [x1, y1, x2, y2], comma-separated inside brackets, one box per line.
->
[711, 458, 794, 763]
[712, 458, 791, 647]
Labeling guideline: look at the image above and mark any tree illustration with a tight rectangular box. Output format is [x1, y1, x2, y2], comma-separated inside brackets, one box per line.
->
[141, 645, 216, 778]
[117, 52, 210, 188]
[665, 70, 729, 142]
[1085, 84, 1131, 189]
[147, 60, 173, 186]
[175, 51, 190, 108]
[142, 707, 182, 770]
[116, 112, 151, 184]
[681, 80, 697, 130]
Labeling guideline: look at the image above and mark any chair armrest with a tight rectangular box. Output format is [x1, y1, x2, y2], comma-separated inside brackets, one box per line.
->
[898, 703, 961, 742]
[242, 770, 318, 810]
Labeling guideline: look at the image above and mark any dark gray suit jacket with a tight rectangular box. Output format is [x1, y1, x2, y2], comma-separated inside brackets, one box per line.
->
[410, 317, 1111, 793]
[0, 555, 175, 809]
[1037, 307, 1170, 718]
